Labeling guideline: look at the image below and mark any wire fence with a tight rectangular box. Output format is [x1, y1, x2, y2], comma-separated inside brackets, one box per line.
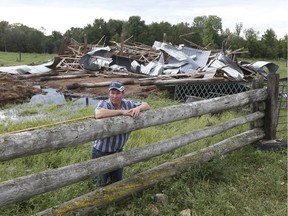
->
[173, 81, 252, 101]
[277, 78, 288, 138]
[173, 79, 287, 140]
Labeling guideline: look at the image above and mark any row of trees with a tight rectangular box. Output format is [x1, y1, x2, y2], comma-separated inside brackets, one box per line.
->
[0, 15, 287, 59]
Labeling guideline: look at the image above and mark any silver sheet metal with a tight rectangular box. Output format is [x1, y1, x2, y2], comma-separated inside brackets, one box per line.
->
[204, 58, 244, 81]
[240, 61, 279, 77]
[0, 62, 53, 74]
[152, 41, 211, 75]
[141, 61, 164, 76]
[153, 41, 189, 62]
[177, 45, 211, 68]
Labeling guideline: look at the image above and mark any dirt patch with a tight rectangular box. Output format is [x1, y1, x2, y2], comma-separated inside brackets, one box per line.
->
[0, 72, 159, 107]
[0, 73, 43, 106]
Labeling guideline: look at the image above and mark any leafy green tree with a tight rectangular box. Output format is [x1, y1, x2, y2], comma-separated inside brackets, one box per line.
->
[170, 22, 191, 45]
[235, 23, 243, 36]
[221, 23, 246, 55]
[106, 19, 123, 43]
[26, 29, 46, 53]
[185, 26, 203, 48]
[244, 28, 261, 58]
[192, 16, 206, 46]
[123, 16, 147, 43]
[65, 27, 85, 43]
[192, 15, 223, 48]
[83, 18, 108, 45]
[146, 21, 172, 45]
[278, 34, 287, 59]
[261, 28, 278, 59]
[203, 15, 223, 48]
[46, 31, 63, 53]
[0, 21, 9, 51]
[223, 33, 246, 55]
[193, 16, 206, 33]
[1, 22, 48, 53]
[7, 23, 28, 52]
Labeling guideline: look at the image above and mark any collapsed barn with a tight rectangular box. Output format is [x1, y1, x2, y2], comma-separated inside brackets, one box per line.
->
[0, 37, 279, 102]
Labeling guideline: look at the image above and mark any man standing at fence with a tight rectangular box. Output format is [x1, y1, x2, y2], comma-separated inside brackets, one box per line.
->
[92, 80, 150, 187]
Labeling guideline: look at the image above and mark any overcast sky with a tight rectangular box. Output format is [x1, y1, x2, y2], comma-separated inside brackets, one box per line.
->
[1, 0, 287, 39]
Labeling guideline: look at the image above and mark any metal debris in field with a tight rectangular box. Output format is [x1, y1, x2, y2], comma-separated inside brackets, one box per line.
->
[79, 46, 112, 71]
[0, 37, 279, 83]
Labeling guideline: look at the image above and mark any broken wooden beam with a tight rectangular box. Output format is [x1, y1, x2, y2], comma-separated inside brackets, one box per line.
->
[16, 71, 59, 80]
[66, 79, 136, 90]
[40, 74, 90, 81]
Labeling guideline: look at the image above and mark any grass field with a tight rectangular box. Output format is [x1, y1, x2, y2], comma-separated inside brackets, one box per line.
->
[0, 51, 56, 66]
[0, 53, 287, 215]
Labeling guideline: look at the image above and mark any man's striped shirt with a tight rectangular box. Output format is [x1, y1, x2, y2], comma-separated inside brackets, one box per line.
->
[92, 98, 142, 152]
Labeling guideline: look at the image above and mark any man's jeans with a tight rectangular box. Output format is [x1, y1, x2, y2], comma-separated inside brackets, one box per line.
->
[92, 148, 123, 187]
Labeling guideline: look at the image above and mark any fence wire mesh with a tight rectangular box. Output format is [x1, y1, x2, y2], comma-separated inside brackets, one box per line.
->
[173, 79, 287, 140]
[277, 78, 288, 139]
[174, 81, 252, 101]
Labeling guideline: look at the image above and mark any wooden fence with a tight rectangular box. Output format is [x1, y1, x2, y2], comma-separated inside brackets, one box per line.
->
[0, 73, 279, 215]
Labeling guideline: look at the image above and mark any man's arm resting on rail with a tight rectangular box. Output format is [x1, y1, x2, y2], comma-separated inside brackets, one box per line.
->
[95, 102, 150, 119]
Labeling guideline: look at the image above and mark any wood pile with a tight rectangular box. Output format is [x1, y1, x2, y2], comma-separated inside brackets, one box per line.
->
[110, 40, 161, 63]
[55, 37, 161, 72]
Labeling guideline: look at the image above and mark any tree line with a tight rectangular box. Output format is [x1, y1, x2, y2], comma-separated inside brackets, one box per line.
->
[0, 15, 287, 59]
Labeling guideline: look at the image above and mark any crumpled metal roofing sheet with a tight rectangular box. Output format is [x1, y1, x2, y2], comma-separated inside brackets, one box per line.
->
[177, 45, 211, 68]
[152, 41, 211, 74]
[205, 59, 244, 81]
[153, 41, 189, 62]
[0, 62, 53, 74]
[141, 61, 164, 76]
[240, 61, 279, 77]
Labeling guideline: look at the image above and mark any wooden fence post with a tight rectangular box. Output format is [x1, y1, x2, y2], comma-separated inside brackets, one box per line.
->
[264, 73, 279, 140]
[251, 77, 264, 129]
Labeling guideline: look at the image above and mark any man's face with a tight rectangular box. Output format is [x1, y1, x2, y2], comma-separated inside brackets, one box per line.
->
[109, 89, 124, 107]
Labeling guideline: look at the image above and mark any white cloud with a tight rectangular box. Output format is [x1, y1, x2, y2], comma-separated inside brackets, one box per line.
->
[0, 0, 287, 38]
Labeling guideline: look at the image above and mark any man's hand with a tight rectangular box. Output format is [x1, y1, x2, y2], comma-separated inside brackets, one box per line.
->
[95, 102, 150, 119]
[127, 107, 141, 118]
[126, 102, 150, 118]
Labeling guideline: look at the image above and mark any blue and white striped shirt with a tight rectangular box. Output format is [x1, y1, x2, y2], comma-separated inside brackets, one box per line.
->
[92, 98, 142, 152]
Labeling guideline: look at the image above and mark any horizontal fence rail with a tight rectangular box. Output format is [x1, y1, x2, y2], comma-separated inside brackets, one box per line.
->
[0, 88, 267, 162]
[0, 112, 264, 206]
[36, 128, 265, 215]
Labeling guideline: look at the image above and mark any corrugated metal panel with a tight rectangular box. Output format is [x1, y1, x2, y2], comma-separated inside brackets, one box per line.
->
[177, 45, 211, 68]
[153, 41, 211, 74]
[207, 59, 244, 81]
[141, 61, 163, 76]
[153, 41, 189, 62]
[240, 61, 279, 77]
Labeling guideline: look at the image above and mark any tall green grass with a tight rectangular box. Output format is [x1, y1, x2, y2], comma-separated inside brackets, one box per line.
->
[275, 59, 288, 78]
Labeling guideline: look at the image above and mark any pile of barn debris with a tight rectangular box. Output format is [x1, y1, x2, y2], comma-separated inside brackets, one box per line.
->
[0, 37, 278, 83]
[56, 37, 279, 82]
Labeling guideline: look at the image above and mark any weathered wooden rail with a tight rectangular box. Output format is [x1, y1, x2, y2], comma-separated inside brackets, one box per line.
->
[0, 74, 279, 215]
